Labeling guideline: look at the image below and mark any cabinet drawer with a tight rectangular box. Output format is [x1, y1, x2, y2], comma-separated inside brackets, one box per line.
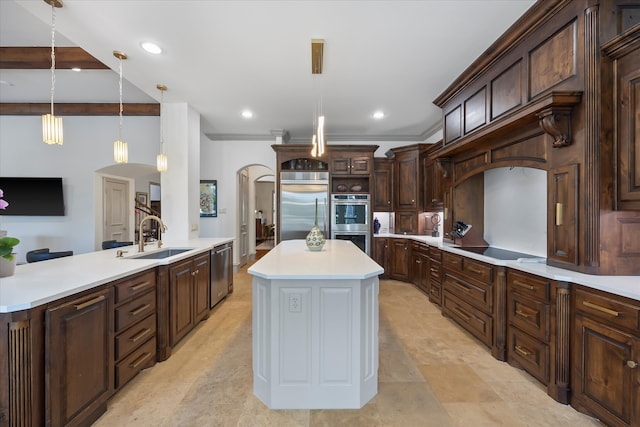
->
[462, 258, 494, 283]
[428, 246, 442, 261]
[507, 270, 549, 301]
[443, 252, 462, 271]
[115, 290, 156, 332]
[508, 327, 549, 384]
[443, 272, 492, 314]
[575, 289, 640, 334]
[115, 336, 156, 389]
[444, 291, 493, 347]
[114, 270, 156, 303]
[508, 293, 550, 341]
[429, 261, 441, 280]
[429, 280, 441, 306]
[115, 313, 156, 361]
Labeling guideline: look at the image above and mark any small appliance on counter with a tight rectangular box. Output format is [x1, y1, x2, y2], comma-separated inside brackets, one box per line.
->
[451, 221, 472, 239]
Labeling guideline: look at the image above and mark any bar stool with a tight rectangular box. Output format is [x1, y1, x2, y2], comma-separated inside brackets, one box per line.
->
[26, 248, 74, 263]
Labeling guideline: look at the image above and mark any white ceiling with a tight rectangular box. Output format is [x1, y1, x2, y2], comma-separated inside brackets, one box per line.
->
[1, 0, 535, 142]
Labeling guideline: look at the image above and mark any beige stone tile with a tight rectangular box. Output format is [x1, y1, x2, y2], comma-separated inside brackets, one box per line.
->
[441, 402, 528, 427]
[418, 364, 502, 403]
[375, 382, 453, 426]
[378, 349, 425, 383]
[507, 402, 605, 426]
[309, 403, 381, 427]
[237, 394, 310, 427]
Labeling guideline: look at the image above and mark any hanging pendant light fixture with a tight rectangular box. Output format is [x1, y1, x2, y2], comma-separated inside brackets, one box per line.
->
[113, 50, 128, 163]
[310, 39, 326, 158]
[156, 84, 168, 172]
[42, 0, 64, 145]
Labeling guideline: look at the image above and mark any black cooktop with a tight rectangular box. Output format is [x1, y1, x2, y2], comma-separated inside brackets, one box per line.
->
[456, 246, 538, 260]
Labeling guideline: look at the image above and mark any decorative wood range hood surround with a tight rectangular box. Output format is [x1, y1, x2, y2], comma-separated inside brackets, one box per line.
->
[430, 0, 640, 276]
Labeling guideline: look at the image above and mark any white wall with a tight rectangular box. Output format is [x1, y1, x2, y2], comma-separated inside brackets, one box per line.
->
[484, 167, 546, 257]
[0, 115, 159, 263]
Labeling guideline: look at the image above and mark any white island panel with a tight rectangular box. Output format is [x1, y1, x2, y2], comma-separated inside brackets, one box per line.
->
[249, 240, 381, 409]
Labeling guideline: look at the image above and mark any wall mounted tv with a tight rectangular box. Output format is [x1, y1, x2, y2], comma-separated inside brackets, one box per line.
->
[0, 177, 65, 216]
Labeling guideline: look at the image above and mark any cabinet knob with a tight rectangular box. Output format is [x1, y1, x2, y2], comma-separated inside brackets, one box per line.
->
[627, 360, 638, 369]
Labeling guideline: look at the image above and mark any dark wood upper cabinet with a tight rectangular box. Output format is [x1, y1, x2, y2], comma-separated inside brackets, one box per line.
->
[373, 158, 394, 212]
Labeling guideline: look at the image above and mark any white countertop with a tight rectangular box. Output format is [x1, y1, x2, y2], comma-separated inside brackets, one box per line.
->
[248, 239, 383, 280]
[375, 233, 639, 301]
[0, 238, 234, 313]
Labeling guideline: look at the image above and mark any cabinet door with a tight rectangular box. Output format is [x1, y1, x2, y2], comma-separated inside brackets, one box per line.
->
[169, 260, 194, 346]
[193, 254, 210, 323]
[373, 159, 393, 211]
[373, 237, 390, 279]
[574, 315, 640, 427]
[350, 156, 371, 175]
[424, 157, 442, 211]
[548, 165, 578, 266]
[396, 210, 418, 235]
[396, 152, 419, 210]
[46, 288, 113, 427]
[331, 157, 351, 174]
[390, 239, 409, 281]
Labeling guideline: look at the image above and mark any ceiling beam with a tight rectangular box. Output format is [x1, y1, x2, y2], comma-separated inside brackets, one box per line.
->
[0, 47, 108, 69]
[0, 103, 159, 116]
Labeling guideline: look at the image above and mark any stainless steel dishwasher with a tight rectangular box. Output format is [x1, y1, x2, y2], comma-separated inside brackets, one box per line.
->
[211, 242, 232, 308]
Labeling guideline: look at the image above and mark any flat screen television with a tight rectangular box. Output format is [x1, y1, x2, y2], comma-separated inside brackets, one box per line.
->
[0, 177, 65, 216]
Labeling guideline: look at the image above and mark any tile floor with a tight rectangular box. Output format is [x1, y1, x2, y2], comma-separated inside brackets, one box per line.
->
[94, 261, 603, 426]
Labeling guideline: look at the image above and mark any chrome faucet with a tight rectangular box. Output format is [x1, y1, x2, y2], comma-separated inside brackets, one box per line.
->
[138, 215, 167, 252]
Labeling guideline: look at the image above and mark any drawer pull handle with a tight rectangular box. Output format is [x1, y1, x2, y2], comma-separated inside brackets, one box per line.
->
[453, 306, 472, 322]
[129, 352, 153, 369]
[583, 301, 620, 317]
[513, 280, 535, 291]
[130, 280, 152, 292]
[130, 304, 151, 316]
[430, 268, 437, 272]
[416, 260, 421, 264]
[129, 328, 151, 343]
[467, 266, 483, 275]
[627, 360, 638, 369]
[515, 345, 532, 356]
[455, 283, 471, 293]
[515, 309, 533, 319]
[74, 295, 105, 311]
[191, 269, 200, 276]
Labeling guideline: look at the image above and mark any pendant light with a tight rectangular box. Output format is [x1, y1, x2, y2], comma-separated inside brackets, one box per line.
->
[42, 0, 64, 145]
[310, 39, 326, 157]
[113, 51, 128, 163]
[156, 84, 168, 172]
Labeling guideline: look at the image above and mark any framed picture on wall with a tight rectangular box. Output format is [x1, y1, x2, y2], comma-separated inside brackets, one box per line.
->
[200, 180, 217, 217]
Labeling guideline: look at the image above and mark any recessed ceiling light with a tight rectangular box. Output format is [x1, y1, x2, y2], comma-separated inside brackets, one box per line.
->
[71, 67, 81, 72]
[372, 111, 385, 120]
[242, 110, 254, 119]
[141, 42, 162, 55]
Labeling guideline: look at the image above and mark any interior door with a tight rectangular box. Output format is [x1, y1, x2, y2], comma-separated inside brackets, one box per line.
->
[238, 168, 249, 267]
[104, 178, 129, 242]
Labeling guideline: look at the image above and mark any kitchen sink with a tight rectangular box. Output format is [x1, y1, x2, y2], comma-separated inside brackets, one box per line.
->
[129, 248, 194, 259]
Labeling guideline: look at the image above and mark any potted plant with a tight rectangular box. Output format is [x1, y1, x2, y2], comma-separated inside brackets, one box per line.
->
[0, 188, 20, 277]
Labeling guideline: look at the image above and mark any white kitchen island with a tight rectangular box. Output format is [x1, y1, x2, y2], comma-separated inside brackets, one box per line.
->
[248, 239, 383, 409]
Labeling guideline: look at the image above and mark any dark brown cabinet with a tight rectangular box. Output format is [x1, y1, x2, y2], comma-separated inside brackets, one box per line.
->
[410, 241, 429, 295]
[373, 237, 390, 279]
[572, 286, 640, 427]
[46, 288, 113, 427]
[373, 158, 394, 211]
[389, 238, 410, 282]
[392, 144, 430, 235]
[169, 253, 211, 346]
[331, 152, 371, 175]
[113, 270, 157, 390]
[427, 246, 442, 306]
[442, 252, 505, 360]
[548, 164, 578, 267]
[506, 271, 552, 386]
[424, 143, 444, 211]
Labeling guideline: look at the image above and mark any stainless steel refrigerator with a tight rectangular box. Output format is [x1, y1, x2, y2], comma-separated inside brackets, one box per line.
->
[280, 171, 329, 241]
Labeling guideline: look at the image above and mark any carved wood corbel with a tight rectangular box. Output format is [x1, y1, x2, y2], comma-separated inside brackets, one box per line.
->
[537, 107, 573, 148]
